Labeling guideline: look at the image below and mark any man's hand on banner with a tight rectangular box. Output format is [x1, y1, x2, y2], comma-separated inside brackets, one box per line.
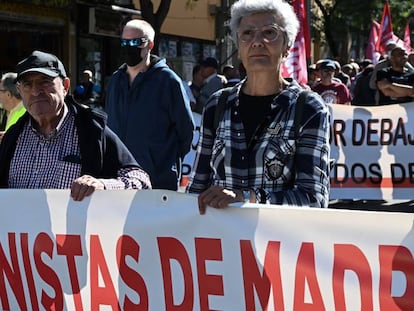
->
[71, 175, 105, 201]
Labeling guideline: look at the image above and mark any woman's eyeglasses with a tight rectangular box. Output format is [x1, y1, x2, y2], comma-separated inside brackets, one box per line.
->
[121, 37, 149, 47]
[238, 25, 285, 43]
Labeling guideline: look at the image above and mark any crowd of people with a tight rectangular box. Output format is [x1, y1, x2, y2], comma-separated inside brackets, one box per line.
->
[306, 42, 414, 106]
[0, 0, 413, 212]
[185, 33, 414, 112]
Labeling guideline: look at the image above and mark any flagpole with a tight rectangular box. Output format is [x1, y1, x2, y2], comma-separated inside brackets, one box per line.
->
[306, 0, 312, 65]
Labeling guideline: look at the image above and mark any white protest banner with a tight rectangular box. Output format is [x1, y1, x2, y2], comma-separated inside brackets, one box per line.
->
[182, 112, 201, 183]
[330, 102, 414, 200]
[0, 189, 413, 310]
[184, 102, 414, 200]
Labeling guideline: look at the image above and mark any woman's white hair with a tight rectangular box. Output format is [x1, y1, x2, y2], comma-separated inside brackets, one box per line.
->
[229, 0, 299, 48]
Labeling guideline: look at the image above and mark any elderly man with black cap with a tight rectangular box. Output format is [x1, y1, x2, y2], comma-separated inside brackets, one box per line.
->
[0, 50, 152, 201]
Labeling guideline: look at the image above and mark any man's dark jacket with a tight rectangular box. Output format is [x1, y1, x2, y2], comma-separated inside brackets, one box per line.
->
[0, 97, 147, 187]
[105, 56, 194, 190]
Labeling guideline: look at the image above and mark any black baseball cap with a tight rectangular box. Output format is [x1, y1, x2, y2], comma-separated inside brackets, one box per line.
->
[16, 50, 67, 81]
[318, 60, 336, 71]
[200, 57, 218, 69]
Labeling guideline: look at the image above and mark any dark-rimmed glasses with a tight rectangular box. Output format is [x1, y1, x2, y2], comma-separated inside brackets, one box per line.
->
[238, 24, 285, 43]
[121, 37, 149, 47]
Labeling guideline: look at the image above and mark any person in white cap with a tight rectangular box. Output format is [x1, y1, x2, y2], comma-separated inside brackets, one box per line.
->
[73, 69, 95, 104]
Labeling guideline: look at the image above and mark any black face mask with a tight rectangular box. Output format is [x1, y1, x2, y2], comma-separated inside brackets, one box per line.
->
[121, 46, 143, 67]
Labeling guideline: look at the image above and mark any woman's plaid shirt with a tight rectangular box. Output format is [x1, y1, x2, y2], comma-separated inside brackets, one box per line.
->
[187, 80, 331, 208]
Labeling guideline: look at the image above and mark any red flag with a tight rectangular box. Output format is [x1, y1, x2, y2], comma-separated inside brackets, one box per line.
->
[281, 0, 309, 85]
[393, 33, 407, 50]
[365, 20, 381, 64]
[376, 0, 394, 55]
[404, 24, 412, 52]
[302, 0, 311, 59]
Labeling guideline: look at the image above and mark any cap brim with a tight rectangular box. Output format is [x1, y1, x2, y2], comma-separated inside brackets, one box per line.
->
[17, 68, 60, 81]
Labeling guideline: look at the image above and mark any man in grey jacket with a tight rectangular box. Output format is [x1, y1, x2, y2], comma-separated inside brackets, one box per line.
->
[198, 57, 227, 108]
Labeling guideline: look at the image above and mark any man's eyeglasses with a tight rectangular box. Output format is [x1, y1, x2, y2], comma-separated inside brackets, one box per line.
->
[121, 37, 149, 47]
[238, 25, 285, 43]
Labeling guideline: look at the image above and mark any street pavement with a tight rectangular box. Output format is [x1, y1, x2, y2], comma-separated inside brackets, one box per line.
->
[329, 199, 414, 213]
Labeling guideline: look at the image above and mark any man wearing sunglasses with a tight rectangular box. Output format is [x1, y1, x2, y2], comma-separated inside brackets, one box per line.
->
[105, 19, 194, 191]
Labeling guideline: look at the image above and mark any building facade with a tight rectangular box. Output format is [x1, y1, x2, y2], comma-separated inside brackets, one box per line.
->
[0, 0, 233, 106]
[0, 1, 71, 73]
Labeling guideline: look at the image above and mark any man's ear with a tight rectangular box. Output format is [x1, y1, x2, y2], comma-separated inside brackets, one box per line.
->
[148, 41, 154, 50]
[63, 77, 71, 93]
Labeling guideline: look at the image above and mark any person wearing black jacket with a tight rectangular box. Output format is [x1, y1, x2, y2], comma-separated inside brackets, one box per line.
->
[0, 50, 151, 201]
[376, 47, 414, 105]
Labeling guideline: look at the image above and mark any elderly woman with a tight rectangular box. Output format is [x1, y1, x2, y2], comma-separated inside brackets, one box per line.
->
[187, 0, 331, 213]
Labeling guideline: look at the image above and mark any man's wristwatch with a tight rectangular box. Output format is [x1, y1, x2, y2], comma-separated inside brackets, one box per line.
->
[243, 189, 251, 202]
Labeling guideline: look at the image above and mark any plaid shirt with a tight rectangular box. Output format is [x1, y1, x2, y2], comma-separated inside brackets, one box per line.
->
[187, 80, 330, 208]
[9, 108, 150, 190]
